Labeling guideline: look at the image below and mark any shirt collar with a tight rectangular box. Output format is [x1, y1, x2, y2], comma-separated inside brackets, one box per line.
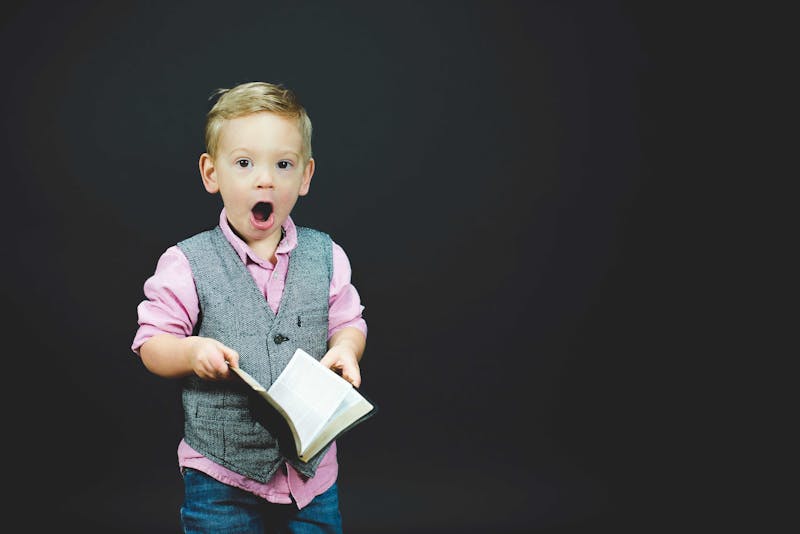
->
[218, 208, 298, 265]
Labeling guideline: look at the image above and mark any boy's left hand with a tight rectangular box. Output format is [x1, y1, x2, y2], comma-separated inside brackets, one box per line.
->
[320, 345, 361, 388]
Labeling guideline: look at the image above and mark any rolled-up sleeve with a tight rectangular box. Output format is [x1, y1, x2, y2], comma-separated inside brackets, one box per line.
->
[131, 246, 200, 355]
[327, 242, 367, 340]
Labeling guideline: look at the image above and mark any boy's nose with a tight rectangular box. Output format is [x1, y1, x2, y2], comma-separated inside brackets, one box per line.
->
[255, 169, 274, 188]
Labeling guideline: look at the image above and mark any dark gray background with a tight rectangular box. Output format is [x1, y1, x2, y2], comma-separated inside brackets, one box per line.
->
[1, 1, 728, 532]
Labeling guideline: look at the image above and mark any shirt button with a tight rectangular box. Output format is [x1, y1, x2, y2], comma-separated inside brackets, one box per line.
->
[274, 334, 289, 344]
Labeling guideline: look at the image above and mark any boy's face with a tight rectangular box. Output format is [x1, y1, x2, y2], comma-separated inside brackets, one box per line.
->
[199, 112, 313, 251]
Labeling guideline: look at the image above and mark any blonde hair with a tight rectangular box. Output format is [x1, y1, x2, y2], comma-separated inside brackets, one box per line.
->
[204, 81, 313, 160]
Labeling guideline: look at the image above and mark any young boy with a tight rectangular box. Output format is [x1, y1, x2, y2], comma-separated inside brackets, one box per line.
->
[132, 81, 367, 533]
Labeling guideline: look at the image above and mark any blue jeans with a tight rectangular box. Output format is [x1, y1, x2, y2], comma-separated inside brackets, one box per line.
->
[180, 468, 343, 533]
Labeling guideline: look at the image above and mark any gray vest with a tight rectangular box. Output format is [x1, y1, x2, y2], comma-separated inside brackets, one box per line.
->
[177, 225, 332, 482]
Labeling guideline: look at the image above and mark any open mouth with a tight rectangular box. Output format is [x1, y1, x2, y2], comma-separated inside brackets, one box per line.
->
[252, 201, 273, 222]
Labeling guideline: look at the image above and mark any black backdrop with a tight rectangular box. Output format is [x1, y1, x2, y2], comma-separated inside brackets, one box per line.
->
[1, 1, 709, 532]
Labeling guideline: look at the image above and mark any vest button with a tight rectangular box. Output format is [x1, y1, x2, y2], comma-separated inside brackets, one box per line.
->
[273, 334, 289, 344]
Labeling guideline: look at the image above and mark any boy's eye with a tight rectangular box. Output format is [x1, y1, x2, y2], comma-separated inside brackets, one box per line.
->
[277, 160, 292, 170]
[236, 159, 251, 168]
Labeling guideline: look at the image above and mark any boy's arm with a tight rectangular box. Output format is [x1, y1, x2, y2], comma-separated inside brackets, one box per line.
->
[320, 326, 366, 388]
[323, 241, 367, 387]
[140, 333, 240, 380]
[134, 246, 239, 381]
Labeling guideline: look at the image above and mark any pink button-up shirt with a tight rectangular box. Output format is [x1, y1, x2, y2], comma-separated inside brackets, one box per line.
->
[132, 209, 367, 508]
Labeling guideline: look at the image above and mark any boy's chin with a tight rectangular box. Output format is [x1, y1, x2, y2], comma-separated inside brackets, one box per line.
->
[228, 216, 274, 242]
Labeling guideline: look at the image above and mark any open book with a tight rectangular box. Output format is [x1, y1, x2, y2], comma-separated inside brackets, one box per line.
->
[230, 348, 377, 462]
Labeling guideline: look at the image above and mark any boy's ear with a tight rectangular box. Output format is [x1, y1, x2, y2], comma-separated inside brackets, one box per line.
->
[199, 153, 219, 193]
[299, 157, 315, 196]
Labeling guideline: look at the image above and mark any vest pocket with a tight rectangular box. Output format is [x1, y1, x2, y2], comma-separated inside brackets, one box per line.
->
[294, 312, 328, 358]
[224, 420, 277, 452]
[187, 404, 281, 463]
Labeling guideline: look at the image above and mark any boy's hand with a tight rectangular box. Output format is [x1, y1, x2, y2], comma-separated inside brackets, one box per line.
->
[186, 336, 240, 380]
[320, 345, 361, 388]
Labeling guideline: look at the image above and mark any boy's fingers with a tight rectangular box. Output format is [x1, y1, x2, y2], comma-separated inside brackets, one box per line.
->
[341, 363, 362, 388]
[215, 342, 239, 368]
[225, 349, 240, 368]
[345, 373, 361, 388]
[318, 353, 335, 369]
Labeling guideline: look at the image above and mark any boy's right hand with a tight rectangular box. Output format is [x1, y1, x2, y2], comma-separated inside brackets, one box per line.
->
[186, 336, 240, 380]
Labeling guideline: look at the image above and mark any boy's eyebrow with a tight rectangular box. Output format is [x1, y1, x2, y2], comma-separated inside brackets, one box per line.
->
[229, 147, 301, 157]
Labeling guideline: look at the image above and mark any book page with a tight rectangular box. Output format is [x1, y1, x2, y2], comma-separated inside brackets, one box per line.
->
[229, 365, 305, 451]
[267, 349, 352, 454]
[329, 388, 375, 433]
[301, 387, 374, 461]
